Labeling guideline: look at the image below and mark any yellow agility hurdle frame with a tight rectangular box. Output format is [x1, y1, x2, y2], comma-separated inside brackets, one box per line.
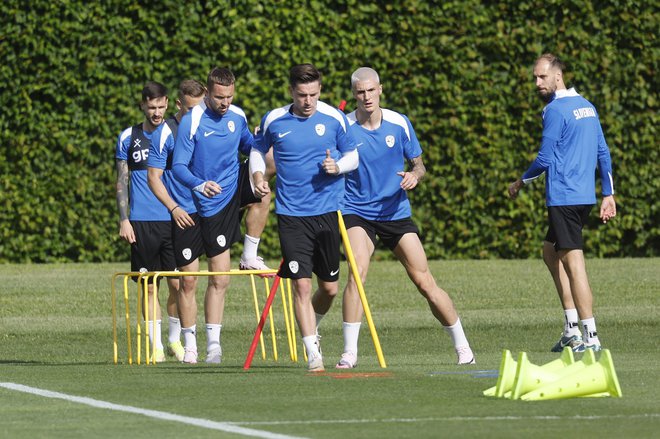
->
[111, 269, 297, 365]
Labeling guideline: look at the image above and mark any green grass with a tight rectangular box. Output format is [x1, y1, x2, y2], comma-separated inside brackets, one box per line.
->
[1, 259, 659, 438]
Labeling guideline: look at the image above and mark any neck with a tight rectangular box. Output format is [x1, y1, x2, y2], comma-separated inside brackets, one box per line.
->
[357, 107, 382, 130]
[142, 121, 158, 133]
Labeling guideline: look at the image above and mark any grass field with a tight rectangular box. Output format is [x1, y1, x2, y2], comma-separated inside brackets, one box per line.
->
[1, 259, 658, 438]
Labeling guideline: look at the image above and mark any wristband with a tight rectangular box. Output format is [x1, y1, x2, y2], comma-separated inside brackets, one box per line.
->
[169, 205, 180, 214]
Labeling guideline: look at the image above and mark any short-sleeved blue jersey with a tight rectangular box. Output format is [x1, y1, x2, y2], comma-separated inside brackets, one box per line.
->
[254, 101, 357, 216]
[115, 125, 170, 221]
[522, 88, 614, 206]
[148, 119, 197, 214]
[343, 109, 422, 220]
[172, 102, 255, 217]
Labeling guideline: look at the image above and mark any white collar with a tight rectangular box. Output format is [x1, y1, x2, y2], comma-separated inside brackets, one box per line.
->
[554, 87, 580, 99]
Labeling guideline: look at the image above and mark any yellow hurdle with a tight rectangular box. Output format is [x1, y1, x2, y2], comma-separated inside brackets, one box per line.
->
[112, 269, 296, 365]
[337, 210, 387, 368]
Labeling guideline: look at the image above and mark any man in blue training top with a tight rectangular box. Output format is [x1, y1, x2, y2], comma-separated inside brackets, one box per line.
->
[509, 53, 616, 353]
[171, 67, 262, 364]
[335, 67, 475, 369]
[250, 63, 359, 372]
[115, 81, 181, 363]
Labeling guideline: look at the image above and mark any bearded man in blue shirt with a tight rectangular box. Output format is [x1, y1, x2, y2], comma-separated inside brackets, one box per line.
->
[509, 54, 616, 353]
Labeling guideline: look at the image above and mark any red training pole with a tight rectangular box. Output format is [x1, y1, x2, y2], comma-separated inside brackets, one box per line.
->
[243, 260, 284, 370]
[338, 100, 347, 112]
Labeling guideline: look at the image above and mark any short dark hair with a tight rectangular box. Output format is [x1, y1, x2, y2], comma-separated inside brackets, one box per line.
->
[141, 81, 168, 101]
[289, 63, 322, 88]
[537, 53, 566, 72]
[207, 67, 235, 90]
[178, 79, 206, 98]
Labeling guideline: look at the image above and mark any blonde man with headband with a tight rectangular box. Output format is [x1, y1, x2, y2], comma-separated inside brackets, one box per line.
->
[335, 67, 475, 368]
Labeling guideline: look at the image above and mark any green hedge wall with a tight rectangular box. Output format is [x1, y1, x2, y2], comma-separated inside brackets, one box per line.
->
[0, 0, 657, 262]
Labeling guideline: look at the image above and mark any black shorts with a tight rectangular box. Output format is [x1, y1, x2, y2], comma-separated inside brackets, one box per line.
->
[200, 161, 260, 258]
[172, 212, 204, 268]
[200, 197, 242, 259]
[239, 159, 261, 208]
[343, 214, 419, 250]
[545, 204, 593, 251]
[277, 212, 340, 282]
[130, 220, 176, 280]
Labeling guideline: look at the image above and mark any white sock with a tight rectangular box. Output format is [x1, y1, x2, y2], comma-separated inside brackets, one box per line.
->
[168, 316, 181, 343]
[581, 318, 600, 345]
[315, 312, 325, 334]
[182, 325, 197, 351]
[303, 335, 321, 358]
[148, 320, 164, 350]
[342, 322, 361, 354]
[206, 324, 222, 354]
[242, 234, 260, 261]
[443, 318, 470, 348]
[563, 309, 580, 337]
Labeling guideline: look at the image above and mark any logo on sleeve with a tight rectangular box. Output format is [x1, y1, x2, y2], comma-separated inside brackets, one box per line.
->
[315, 124, 326, 136]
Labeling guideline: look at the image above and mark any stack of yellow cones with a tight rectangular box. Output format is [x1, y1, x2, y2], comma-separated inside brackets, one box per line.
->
[484, 348, 622, 400]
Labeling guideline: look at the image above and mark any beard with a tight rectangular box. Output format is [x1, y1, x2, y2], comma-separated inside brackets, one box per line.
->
[537, 89, 553, 103]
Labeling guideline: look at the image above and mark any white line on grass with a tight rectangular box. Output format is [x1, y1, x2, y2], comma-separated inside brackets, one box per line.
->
[235, 413, 660, 426]
[0, 382, 305, 439]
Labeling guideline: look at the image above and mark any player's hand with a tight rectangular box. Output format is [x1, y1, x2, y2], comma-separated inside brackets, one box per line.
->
[119, 219, 136, 244]
[202, 181, 222, 197]
[322, 149, 339, 175]
[600, 195, 616, 223]
[508, 179, 523, 199]
[397, 171, 419, 191]
[172, 207, 195, 229]
[253, 174, 270, 199]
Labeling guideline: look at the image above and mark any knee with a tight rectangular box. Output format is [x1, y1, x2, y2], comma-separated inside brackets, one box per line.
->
[412, 272, 436, 297]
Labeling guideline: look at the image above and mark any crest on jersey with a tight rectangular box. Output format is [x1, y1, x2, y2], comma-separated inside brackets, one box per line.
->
[228, 121, 235, 133]
[182, 248, 192, 260]
[386, 135, 395, 148]
[216, 235, 226, 247]
[289, 261, 299, 274]
[315, 124, 326, 136]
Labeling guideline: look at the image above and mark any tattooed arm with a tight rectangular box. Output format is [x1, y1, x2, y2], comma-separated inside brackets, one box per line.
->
[115, 159, 135, 243]
[397, 155, 426, 191]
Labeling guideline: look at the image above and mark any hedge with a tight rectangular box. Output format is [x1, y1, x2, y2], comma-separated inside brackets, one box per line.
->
[0, 0, 656, 262]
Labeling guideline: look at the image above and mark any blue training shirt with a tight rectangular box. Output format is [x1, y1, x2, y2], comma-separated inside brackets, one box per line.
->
[115, 125, 170, 221]
[254, 101, 358, 216]
[148, 119, 197, 214]
[172, 101, 255, 217]
[522, 88, 614, 206]
[344, 109, 422, 221]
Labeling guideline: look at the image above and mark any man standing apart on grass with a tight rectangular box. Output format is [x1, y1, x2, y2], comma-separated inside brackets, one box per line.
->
[115, 81, 181, 363]
[250, 63, 359, 372]
[508, 53, 616, 353]
[172, 67, 264, 364]
[147, 79, 206, 362]
[333, 67, 475, 369]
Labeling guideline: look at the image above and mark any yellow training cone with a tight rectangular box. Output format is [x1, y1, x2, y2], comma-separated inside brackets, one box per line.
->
[521, 349, 622, 401]
[509, 352, 562, 400]
[539, 347, 575, 373]
[483, 349, 517, 397]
